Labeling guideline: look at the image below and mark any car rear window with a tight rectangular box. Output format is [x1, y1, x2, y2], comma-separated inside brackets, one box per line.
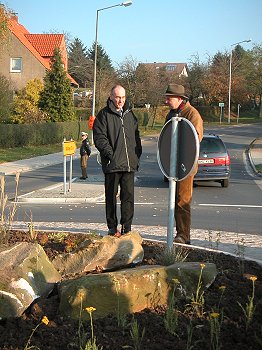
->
[200, 138, 225, 153]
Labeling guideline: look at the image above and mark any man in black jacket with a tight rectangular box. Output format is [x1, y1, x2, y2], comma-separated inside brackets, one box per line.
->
[93, 85, 142, 237]
[80, 131, 91, 180]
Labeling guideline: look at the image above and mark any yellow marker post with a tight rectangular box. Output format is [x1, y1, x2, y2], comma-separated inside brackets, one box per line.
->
[63, 139, 76, 194]
[63, 140, 76, 156]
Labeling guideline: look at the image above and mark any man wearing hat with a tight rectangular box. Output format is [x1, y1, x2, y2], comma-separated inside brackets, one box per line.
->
[80, 131, 91, 180]
[165, 83, 203, 244]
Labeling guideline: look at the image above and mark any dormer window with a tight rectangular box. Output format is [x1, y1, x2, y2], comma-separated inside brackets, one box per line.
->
[166, 64, 176, 71]
[10, 57, 22, 72]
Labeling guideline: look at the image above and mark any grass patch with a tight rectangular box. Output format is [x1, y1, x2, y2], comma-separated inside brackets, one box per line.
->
[256, 164, 262, 174]
[140, 124, 164, 136]
[0, 144, 65, 164]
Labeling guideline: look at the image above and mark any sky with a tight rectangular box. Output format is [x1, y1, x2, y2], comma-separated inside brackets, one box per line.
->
[4, 0, 262, 67]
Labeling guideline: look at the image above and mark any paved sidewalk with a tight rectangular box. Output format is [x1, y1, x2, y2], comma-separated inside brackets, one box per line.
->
[1, 140, 262, 266]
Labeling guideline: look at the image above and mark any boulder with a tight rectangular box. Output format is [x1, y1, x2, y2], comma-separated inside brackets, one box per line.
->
[52, 231, 144, 276]
[0, 242, 61, 319]
[59, 262, 217, 320]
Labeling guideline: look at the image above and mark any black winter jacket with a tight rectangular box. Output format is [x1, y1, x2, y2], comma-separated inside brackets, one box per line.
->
[93, 98, 142, 174]
[80, 138, 91, 156]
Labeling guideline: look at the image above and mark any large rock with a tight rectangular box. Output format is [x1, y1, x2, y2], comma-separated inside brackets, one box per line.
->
[59, 262, 217, 320]
[0, 242, 61, 319]
[52, 231, 144, 276]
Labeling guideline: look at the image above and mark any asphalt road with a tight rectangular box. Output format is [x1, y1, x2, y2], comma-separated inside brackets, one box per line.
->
[5, 123, 262, 236]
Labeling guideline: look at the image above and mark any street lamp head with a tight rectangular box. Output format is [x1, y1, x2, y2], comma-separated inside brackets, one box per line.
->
[122, 1, 132, 6]
[231, 39, 252, 47]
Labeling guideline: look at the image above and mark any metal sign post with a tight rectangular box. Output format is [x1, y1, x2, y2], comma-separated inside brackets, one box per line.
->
[157, 117, 199, 249]
[167, 116, 179, 248]
[62, 139, 76, 194]
[219, 102, 224, 124]
[237, 104, 241, 124]
[63, 150, 67, 195]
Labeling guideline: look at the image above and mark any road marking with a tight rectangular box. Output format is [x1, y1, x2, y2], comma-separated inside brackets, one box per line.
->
[199, 204, 262, 208]
[134, 202, 155, 205]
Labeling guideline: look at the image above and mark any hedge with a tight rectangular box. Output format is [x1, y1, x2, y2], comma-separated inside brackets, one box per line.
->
[0, 120, 89, 148]
[0, 106, 226, 149]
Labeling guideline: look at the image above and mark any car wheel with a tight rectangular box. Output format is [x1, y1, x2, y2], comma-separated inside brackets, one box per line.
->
[221, 179, 229, 188]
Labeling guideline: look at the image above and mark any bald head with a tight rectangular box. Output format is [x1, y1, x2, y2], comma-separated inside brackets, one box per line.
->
[110, 85, 126, 111]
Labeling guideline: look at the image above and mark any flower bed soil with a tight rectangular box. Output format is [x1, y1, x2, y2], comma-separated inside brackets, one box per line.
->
[0, 230, 262, 350]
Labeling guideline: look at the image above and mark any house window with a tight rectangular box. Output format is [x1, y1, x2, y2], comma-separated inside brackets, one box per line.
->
[10, 57, 22, 72]
[166, 64, 176, 72]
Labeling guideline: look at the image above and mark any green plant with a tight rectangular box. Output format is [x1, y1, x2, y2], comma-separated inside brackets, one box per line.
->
[217, 285, 226, 310]
[0, 173, 20, 242]
[27, 222, 37, 241]
[156, 246, 189, 265]
[256, 164, 262, 174]
[113, 278, 128, 328]
[77, 297, 103, 350]
[83, 307, 103, 350]
[163, 278, 180, 336]
[0, 74, 14, 123]
[235, 236, 246, 273]
[215, 231, 221, 250]
[25, 210, 38, 241]
[186, 263, 206, 317]
[11, 78, 49, 124]
[238, 275, 257, 329]
[185, 319, 194, 350]
[48, 231, 69, 242]
[39, 48, 75, 122]
[24, 316, 49, 350]
[209, 311, 223, 350]
[255, 325, 262, 346]
[129, 317, 145, 350]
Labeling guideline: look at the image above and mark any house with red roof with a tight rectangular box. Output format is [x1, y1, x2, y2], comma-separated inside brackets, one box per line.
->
[139, 62, 188, 78]
[0, 13, 78, 90]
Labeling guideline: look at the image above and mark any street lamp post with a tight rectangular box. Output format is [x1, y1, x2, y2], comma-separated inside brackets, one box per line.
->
[228, 39, 251, 124]
[90, 1, 132, 144]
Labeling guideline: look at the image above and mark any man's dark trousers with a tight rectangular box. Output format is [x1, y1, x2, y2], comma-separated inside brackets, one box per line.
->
[105, 172, 134, 231]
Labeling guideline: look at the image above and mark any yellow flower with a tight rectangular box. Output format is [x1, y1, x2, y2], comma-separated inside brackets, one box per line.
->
[250, 276, 257, 282]
[219, 285, 226, 291]
[172, 278, 180, 284]
[41, 316, 49, 325]
[210, 312, 220, 319]
[85, 306, 96, 313]
[200, 263, 206, 269]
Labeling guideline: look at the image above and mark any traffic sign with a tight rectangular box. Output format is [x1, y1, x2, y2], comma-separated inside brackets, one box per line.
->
[157, 116, 199, 249]
[219, 102, 224, 107]
[157, 117, 199, 181]
[63, 140, 76, 156]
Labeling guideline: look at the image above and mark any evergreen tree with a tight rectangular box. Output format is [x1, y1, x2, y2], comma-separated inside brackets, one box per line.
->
[0, 74, 13, 123]
[87, 42, 116, 110]
[68, 37, 92, 88]
[38, 48, 75, 122]
[0, 4, 10, 52]
[87, 42, 114, 73]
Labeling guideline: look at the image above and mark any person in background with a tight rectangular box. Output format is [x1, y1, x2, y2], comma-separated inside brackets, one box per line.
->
[80, 131, 91, 180]
[93, 85, 142, 237]
[165, 83, 203, 244]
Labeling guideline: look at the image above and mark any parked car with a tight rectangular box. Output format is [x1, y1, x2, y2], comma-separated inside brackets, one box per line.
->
[194, 134, 230, 187]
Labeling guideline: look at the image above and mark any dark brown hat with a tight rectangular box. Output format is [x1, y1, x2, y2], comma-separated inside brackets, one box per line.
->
[165, 84, 188, 99]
